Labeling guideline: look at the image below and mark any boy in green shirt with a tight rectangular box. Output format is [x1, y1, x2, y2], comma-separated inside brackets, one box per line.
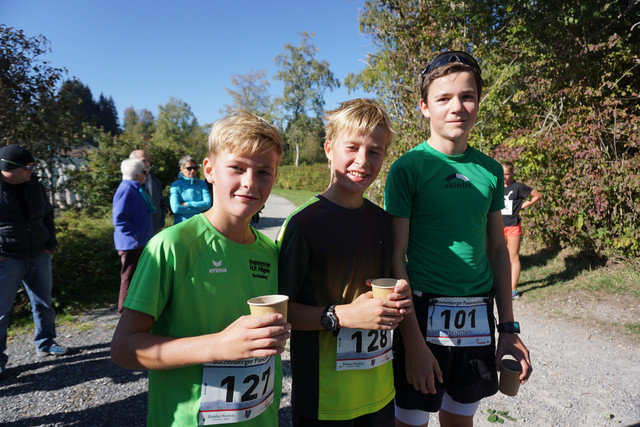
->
[385, 51, 532, 427]
[278, 98, 413, 426]
[111, 111, 290, 426]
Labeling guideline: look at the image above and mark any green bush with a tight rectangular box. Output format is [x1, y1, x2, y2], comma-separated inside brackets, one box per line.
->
[275, 163, 329, 192]
[11, 211, 120, 325]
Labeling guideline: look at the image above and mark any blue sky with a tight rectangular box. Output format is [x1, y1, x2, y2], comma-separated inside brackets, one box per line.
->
[2, 0, 373, 126]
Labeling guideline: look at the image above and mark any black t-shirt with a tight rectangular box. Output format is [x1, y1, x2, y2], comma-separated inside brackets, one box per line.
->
[502, 181, 532, 226]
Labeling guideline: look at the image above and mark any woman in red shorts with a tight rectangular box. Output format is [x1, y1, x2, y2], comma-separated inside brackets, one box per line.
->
[501, 161, 542, 299]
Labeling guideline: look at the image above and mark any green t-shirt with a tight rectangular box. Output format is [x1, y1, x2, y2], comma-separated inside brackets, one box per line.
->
[124, 214, 282, 427]
[385, 143, 504, 296]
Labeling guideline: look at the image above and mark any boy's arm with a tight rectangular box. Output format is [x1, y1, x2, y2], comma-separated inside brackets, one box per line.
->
[391, 216, 443, 394]
[522, 188, 542, 210]
[110, 308, 290, 370]
[486, 211, 532, 382]
[288, 288, 411, 332]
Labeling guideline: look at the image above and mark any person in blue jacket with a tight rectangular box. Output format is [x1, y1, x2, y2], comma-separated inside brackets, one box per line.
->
[112, 157, 154, 315]
[169, 155, 212, 224]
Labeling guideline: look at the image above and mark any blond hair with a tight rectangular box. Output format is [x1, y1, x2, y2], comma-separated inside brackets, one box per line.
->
[208, 110, 283, 160]
[324, 98, 395, 150]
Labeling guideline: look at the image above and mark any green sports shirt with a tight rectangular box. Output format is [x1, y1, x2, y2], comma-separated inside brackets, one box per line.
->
[124, 214, 282, 426]
[384, 142, 504, 296]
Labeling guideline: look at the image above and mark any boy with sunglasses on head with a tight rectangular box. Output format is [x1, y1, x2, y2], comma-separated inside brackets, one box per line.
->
[111, 111, 290, 426]
[384, 51, 532, 426]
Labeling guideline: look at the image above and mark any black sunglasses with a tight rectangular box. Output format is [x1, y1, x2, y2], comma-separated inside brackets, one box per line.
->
[420, 51, 482, 78]
[1, 158, 35, 171]
[184, 166, 199, 171]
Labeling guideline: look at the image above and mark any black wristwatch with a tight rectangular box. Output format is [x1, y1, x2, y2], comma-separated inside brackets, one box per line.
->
[321, 304, 340, 331]
[497, 321, 521, 334]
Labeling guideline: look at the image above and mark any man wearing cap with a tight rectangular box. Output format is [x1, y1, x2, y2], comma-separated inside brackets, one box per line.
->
[0, 144, 69, 381]
[130, 150, 165, 233]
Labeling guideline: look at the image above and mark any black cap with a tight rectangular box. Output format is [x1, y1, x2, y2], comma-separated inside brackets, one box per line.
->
[0, 144, 35, 171]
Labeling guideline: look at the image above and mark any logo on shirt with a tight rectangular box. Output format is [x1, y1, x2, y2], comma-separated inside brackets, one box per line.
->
[249, 259, 271, 280]
[444, 173, 472, 189]
[209, 260, 227, 274]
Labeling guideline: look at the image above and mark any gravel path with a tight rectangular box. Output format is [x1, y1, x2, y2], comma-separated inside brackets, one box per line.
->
[1, 194, 639, 426]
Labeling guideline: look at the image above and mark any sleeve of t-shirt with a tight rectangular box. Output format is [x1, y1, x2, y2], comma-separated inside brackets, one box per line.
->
[384, 156, 414, 218]
[518, 182, 533, 200]
[277, 217, 311, 303]
[124, 234, 175, 319]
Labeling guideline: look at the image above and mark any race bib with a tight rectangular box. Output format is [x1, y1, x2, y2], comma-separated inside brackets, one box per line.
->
[425, 297, 491, 347]
[336, 327, 393, 371]
[199, 357, 275, 425]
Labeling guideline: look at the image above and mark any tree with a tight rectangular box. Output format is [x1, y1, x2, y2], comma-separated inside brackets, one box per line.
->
[153, 98, 207, 186]
[348, 0, 640, 258]
[123, 107, 155, 144]
[221, 69, 279, 124]
[0, 25, 70, 158]
[275, 32, 340, 165]
[96, 93, 120, 135]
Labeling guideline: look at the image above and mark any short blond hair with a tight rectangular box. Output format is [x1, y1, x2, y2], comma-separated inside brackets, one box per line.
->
[324, 98, 395, 150]
[208, 110, 283, 161]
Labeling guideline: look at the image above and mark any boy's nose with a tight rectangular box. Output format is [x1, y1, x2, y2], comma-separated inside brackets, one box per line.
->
[241, 171, 256, 188]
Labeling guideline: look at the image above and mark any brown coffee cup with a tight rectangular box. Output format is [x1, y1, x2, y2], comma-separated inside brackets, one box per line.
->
[247, 295, 288, 348]
[371, 278, 398, 300]
[499, 358, 522, 396]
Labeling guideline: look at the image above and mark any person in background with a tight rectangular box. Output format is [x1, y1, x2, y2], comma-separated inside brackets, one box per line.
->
[501, 161, 542, 299]
[130, 150, 165, 233]
[112, 158, 154, 315]
[169, 155, 212, 224]
[0, 144, 69, 382]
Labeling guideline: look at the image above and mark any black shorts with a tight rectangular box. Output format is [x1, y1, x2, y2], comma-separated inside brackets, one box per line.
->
[293, 400, 394, 427]
[393, 292, 499, 412]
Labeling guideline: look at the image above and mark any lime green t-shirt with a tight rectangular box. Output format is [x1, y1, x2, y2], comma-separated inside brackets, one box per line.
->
[384, 143, 504, 296]
[124, 214, 282, 427]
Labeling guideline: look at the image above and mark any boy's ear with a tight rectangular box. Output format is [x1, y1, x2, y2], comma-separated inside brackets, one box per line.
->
[324, 139, 332, 160]
[203, 157, 215, 184]
[419, 98, 430, 119]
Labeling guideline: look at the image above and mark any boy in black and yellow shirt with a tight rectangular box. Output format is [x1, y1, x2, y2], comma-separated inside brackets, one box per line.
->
[278, 99, 412, 426]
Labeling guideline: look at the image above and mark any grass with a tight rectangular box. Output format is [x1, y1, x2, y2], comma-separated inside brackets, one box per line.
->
[272, 187, 318, 207]
[517, 238, 640, 337]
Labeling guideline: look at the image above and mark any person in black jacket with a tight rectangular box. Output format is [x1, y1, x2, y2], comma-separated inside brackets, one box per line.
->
[0, 144, 69, 382]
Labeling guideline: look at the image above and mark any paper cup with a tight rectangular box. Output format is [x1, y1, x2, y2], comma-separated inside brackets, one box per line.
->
[247, 295, 289, 348]
[247, 295, 289, 320]
[371, 278, 398, 300]
[499, 358, 522, 396]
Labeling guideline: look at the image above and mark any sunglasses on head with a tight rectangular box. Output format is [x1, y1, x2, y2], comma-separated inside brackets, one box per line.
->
[1, 158, 35, 171]
[420, 51, 482, 79]
[184, 166, 199, 171]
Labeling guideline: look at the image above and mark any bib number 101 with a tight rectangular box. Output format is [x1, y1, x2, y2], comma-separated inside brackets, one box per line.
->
[426, 297, 491, 347]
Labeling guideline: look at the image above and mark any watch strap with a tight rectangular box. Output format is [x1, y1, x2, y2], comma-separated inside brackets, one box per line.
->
[497, 321, 520, 334]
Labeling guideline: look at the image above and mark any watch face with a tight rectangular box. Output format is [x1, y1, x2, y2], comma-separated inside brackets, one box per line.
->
[321, 314, 334, 330]
[321, 307, 338, 331]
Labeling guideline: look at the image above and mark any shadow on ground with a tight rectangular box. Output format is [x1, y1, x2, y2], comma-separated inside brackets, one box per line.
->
[519, 246, 607, 295]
